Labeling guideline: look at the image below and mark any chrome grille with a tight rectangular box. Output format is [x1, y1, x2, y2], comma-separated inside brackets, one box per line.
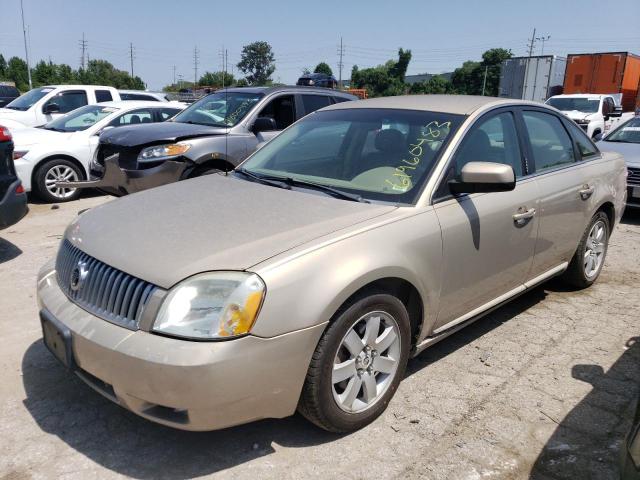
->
[628, 167, 640, 186]
[55, 240, 157, 329]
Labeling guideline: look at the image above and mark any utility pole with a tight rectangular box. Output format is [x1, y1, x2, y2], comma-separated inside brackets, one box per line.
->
[193, 46, 199, 87]
[527, 28, 537, 57]
[129, 42, 135, 77]
[536, 35, 551, 56]
[337, 36, 345, 89]
[172, 65, 176, 85]
[178, 74, 183, 89]
[481, 66, 488, 96]
[219, 46, 228, 87]
[79, 32, 88, 69]
[20, 0, 32, 89]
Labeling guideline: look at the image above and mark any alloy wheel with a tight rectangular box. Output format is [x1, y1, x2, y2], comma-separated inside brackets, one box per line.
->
[332, 311, 401, 413]
[584, 219, 607, 279]
[45, 165, 79, 200]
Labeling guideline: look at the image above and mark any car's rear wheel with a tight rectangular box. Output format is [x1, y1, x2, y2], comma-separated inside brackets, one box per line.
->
[298, 293, 410, 432]
[34, 158, 84, 203]
[561, 211, 610, 288]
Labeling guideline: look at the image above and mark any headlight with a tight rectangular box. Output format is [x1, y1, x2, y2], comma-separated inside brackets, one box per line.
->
[138, 142, 191, 162]
[13, 150, 28, 160]
[576, 119, 590, 125]
[153, 272, 266, 340]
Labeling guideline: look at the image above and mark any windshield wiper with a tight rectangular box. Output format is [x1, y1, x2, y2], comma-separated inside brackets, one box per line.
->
[4, 105, 24, 111]
[279, 177, 370, 203]
[234, 168, 291, 190]
[179, 120, 228, 128]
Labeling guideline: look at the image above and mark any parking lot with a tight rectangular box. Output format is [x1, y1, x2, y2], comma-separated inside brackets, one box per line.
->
[0, 194, 636, 479]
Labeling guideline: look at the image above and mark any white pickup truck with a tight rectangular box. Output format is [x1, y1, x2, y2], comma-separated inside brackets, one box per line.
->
[545, 93, 634, 139]
[0, 85, 122, 129]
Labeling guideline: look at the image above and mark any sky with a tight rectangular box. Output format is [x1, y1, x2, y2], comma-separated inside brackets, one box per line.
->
[1, 0, 639, 91]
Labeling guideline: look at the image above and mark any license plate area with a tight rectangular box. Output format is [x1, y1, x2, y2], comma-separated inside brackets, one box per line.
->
[40, 310, 75, 370]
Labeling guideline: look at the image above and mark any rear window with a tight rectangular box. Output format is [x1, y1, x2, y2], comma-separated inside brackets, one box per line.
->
[0, 86, 19, 96]
[301, 95, 331, 115]
[121, 93, 158, 101]
[95, 90, 113, 102]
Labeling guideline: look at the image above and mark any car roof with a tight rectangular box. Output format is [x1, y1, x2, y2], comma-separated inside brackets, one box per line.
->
[219, 86, 354, 97]
[322, 94, 545, 115]
[549, 94, 605, 99]
[92, 100, 182, 109]
[39, 85, 115, 89]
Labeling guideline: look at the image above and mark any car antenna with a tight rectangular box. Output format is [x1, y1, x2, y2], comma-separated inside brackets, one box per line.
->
[224, 50, 229, 176]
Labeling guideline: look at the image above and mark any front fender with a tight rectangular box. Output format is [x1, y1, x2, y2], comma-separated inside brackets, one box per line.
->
[251, 209, 443, 342]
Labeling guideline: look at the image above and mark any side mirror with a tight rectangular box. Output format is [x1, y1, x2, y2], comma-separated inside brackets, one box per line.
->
[252, 117, 277, 133]
[94, 125, 114, 136]
[43, 102, 60, 114]
[593, 132, 603, 142]
[449, 162, 516, 195]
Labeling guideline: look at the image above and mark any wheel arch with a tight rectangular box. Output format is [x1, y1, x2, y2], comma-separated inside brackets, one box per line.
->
[596, 200, 615, 233]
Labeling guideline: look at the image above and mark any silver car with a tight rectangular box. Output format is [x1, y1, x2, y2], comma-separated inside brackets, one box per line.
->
[37, 95, 627, 433]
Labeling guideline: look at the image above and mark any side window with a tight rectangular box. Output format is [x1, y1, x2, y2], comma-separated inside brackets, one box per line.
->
[95, 90, 113, 103]
[522, 111, 575, 172]
[566, 121, 599, 159]
[301, 94, 331, 115]
[44, 91, 88, 113]
[453, 112, 523, 179]
[159, 108, 180, 120]
[109, 109, 153, 126]
[257, 95, 295, 130]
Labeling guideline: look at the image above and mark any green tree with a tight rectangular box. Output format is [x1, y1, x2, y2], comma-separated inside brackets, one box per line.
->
[0, 54, 7, 79]
[77, 59, 144, 89]
[32, 60, 59, 86]
[313, 62, 333, 76]
[479, 48, 512, 96]
[6, 57, 29, 91]
[198, 71, 235, 88]
[451, 60, 482, 95]
[409, 75, 452, 94]
[237, 41, 275, 85]
[350, 48, 411, 97]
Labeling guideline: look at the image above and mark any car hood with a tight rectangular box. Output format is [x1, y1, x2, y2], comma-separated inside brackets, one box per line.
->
[598, 140, 640, 168]
[100, 121, 227, 147]
[0, 108, 32, 128]
[561, 110, 596, 122]
[65, 175, 397, 288]
[11, 126, 74, 147]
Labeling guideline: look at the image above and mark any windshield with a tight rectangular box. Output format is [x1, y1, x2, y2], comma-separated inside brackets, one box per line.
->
[172, 91, 263, 127]
[547, 97, 600, 113]
[5, 87, 54, 111]
[44, 104, 118, 132]
[605, 117, 640, 143]
[239, 108, 463, 204]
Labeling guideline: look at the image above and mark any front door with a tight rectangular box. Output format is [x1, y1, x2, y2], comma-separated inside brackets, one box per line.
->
[433, 110, 539, 330]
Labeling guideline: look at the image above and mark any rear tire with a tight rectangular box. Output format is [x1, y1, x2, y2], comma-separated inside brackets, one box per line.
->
[560, 211, 610, 289]
[33, 158, 84, 203]
[298, 293, 411, 433]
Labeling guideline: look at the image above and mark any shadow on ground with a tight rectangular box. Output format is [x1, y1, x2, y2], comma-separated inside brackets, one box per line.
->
[622, 209, 640, 226]
[530, 337, 640, 479]
[26, 188, 106, 206]
[0, 237, 22, 264]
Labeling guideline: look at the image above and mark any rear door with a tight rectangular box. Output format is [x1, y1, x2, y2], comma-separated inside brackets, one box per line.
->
[432, 108, 540, 330]
[518, 107, 590, 278]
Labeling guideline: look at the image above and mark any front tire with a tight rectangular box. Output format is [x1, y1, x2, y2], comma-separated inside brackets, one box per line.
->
[33, 158, 84, 203]
[560, 211, 610, 289]
[298, 293, 411, 433]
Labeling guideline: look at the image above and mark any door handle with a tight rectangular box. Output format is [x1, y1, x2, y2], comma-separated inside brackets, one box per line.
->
[579, 184, 594, 200]
[513, 207, 536, 226]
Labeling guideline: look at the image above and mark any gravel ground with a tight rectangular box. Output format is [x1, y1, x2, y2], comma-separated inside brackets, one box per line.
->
[0, 194, 639, 480]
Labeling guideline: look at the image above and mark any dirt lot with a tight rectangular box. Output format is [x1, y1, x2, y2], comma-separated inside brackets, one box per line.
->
[0, 194, 639, 480]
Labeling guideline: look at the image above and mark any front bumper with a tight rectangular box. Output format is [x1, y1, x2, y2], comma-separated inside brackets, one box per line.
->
[60, 154, 187, 196]
[0, 178, 28, 229]
[628, 185, 640, 209]
[37, 265, 325, 431]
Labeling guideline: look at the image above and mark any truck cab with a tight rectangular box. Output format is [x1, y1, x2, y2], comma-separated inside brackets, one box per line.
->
[546, 94, 633, 139]
[0, 85, 121, 129]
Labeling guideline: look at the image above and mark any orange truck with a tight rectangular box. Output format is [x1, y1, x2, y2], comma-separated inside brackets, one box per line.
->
[564, 52, 640, 111]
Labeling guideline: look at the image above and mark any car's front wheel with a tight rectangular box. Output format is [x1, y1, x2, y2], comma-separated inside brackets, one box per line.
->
[561, 210, 610, 288]
[298, 293, 411, 432]
[34, 158, 84, 203]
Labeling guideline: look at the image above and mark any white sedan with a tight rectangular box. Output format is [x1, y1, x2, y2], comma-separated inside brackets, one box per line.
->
[11, 101, 184, 202]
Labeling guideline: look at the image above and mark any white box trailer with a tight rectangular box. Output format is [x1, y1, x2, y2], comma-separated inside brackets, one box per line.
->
[499, 55, 567, 103]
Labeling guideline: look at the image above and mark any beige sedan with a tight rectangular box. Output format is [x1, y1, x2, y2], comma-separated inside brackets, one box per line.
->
[37, 95, 627, 432]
